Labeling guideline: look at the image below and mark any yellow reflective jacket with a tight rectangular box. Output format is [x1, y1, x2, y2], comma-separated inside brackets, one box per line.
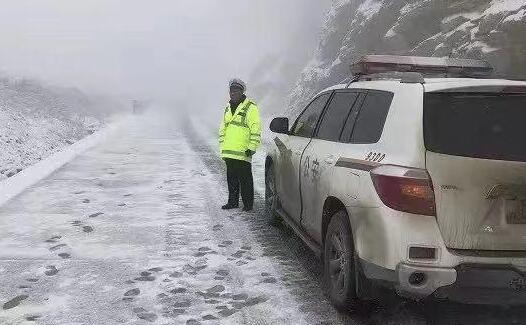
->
[219, 98, 261, 162]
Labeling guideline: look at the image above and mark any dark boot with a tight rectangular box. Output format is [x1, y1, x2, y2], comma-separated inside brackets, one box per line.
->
[242, 205, 253, 212]
[222, 203, 239, 210]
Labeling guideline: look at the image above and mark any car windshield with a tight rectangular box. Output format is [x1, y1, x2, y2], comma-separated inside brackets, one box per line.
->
[1, 1, 525, 324]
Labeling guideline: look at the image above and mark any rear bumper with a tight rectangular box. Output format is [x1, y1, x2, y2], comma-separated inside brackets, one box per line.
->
[362, 260, 526, 305]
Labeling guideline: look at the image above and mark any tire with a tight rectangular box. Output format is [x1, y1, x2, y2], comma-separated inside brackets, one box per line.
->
[324, 210, 359, 311]
[264, 165, 281, 224]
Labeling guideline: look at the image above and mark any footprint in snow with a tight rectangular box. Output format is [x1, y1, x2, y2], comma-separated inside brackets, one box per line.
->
[82, 199, 90, 203]
[45, 266, 59, 276]
[205, 299, 220, 304]
[206, 285, 225, 293]
[136, 311, 158, 322]
[118, 203, 126, 207]
[3, 295, 29, 310]
[261, 277, 277, 284]
[124, 288, 140, 297]
[135, 275, 155, 282]
[88, 212, 104, 218]
[148, 267, 163, 272]
[218, 308, 237, 317]
[163, 309, 186, 318]
[173, 301, 192, 308]
[71, 221, 82, 226]
[123, 193, 133, 197]
[169, 271, 183, 278]
[232, 293, 248, 301]
[186, 319, 201, 325]
[58, 253, 71, 259]
[169, 287, 187, 294]
[212, 224, 223, 231]
[73, 191, 85, 195]
[133, 307, 147, 314]
[45, 238, 58, 243]
[26, 315, 40, 321]
[49, 244, 67, 251]
[245, 296, 268, 306]
[135, 271, 155, 281]
[82, 226, 94, 233]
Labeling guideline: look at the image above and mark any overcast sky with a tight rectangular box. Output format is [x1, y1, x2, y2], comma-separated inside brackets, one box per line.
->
[0, 0, 331, 108]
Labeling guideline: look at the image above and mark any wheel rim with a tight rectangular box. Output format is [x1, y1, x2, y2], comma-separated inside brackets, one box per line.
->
[265, 169, 276, 211]
[328, 231, 348, 294]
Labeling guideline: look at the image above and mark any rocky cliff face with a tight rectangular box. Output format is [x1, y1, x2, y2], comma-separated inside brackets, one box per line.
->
[289, 0, 526, 113]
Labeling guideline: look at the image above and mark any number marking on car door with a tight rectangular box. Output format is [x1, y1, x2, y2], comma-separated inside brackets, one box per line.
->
[365, 151, 386, 162]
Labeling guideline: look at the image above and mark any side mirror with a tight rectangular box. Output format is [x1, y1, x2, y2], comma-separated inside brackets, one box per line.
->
[270, 117, 289, 134]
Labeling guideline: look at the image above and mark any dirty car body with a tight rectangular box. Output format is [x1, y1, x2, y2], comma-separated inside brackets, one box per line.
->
[265, 57, 526, 307]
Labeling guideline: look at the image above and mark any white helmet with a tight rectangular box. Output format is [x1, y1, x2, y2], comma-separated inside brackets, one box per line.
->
[229, 78, 247, 93]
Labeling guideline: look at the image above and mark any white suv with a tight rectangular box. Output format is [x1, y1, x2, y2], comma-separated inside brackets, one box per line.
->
[265, 55, 526, 309]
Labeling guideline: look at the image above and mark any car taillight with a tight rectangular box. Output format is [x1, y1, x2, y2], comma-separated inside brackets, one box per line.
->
[370, 165, 436, 216]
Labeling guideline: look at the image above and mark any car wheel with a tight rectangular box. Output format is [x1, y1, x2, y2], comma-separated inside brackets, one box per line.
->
[265, 165, 280, 224]
[324, 210, 359, 311]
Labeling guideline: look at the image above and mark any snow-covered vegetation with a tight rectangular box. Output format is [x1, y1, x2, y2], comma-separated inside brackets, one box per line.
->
[0, 75, 124, 180]
[289, 0, 526, 114]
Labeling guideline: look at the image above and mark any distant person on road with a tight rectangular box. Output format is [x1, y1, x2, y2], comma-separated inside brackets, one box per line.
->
[219, 78, 261, 211]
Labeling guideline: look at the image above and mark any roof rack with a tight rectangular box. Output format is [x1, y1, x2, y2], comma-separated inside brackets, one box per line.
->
[347, 55, 493, 86]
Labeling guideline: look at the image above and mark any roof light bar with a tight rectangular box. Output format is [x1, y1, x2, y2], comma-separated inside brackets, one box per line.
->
[351, 55, 493, 78]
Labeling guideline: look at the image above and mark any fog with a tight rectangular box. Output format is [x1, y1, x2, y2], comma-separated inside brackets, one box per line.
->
[0, 0, 331, 112]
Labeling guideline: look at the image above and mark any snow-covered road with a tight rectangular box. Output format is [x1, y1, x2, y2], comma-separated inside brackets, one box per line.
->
[1, 112, 525, 325]
[0, 113, 352, 325]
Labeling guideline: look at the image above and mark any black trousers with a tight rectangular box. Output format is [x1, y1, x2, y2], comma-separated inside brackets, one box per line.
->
[225, 158, 254, 208]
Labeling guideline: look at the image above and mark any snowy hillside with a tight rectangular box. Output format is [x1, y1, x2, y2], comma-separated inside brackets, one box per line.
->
[289, 0, 526, 113]
[0, 76, 122, 180]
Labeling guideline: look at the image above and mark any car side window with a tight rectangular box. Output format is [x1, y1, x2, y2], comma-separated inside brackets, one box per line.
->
[316, 91, 360, 142]
[340, 93, 365, 142]
[349, 90, 394, 144]
[291, 93, 331, 138]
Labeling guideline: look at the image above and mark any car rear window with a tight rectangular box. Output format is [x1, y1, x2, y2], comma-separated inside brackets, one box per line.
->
[424, 92, 526, 162]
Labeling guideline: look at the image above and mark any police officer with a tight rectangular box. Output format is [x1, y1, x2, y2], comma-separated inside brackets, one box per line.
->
[219, 79, 261, 211]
